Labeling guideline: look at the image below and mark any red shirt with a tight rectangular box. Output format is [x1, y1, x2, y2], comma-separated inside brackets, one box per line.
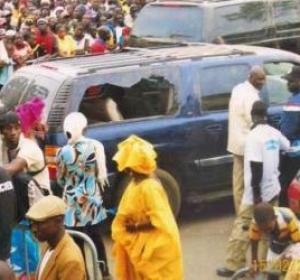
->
[90, 39, 107, 54]
[35, 30, 56, 55]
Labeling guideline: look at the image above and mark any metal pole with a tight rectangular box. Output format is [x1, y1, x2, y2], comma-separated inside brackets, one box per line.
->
[67, 229, 101, 280]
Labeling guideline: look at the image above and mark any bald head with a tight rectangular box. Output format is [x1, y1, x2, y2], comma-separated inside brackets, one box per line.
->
[249, 65, 266, 90]
[0, 261, 15, 280]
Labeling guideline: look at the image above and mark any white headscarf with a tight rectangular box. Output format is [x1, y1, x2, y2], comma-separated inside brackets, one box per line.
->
[63, 112, 87, 144]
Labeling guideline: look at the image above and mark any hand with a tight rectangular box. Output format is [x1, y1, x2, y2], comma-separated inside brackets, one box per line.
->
[98, 178, 110, 192]
[125, 224, 136, 233]
[250, 261, 259, 277]
[78, 194, 88, 204]
[254, 196, 262, 204]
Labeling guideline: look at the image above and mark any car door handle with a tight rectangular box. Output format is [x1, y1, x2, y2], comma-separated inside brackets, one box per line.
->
[269, 116, 281, 123]
[205, 124, 223, 131]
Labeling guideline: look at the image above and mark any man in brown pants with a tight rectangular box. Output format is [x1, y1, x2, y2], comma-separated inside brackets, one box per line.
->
[227, 66, 266, 214]
[217, 101, 290, 277]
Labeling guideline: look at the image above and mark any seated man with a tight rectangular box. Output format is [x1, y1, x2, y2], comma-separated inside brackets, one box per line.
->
[26, 195, 86, 280]
[250, 202, 300, 278]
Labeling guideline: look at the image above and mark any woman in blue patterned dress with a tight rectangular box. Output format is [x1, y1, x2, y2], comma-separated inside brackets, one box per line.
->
[57, 112, 111, 279]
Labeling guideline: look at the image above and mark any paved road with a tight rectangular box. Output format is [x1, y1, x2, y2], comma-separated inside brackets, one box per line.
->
[104, 199, 236, 280]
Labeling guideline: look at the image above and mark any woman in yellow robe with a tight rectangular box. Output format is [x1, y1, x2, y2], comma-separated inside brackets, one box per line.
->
[111, 135, 183, 280]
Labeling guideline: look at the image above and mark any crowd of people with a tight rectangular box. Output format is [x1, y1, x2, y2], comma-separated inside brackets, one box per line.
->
[0, 0, 146, 89]
[0, 95, 183, 280]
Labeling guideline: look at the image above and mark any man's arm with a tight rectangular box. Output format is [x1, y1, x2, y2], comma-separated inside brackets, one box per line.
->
[251, 239, 259, 264]
[280, 109, 300, 141]
[249, 222, 262, 269]
[250, 161, 263, 204]
[3, 158, 27, 176]
[279, 131, 291, 152]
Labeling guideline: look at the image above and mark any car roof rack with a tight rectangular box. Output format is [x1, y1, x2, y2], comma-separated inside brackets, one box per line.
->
[33, 44, 255, 75]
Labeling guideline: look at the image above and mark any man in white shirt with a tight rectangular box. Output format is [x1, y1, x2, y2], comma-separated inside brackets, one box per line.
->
[217, 101, 290, 277]
[227, 66, 266, 214]
[0, 112, 51, 207]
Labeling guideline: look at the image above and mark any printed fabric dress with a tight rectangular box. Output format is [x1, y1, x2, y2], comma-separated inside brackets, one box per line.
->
[111, 177, 183, 280]
[57, 139, 107, 227]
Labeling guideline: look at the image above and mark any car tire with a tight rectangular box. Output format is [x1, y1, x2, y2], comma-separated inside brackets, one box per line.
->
[115, 168, 181, 217]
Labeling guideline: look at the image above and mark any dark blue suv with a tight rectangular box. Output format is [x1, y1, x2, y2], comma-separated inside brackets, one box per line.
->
[1, 44, 299, 215]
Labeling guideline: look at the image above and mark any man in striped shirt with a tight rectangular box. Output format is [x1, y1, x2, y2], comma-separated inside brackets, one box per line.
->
[250, 203, 300, 276]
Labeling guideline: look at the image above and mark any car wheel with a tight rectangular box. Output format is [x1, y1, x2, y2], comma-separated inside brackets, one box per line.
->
[115, 168, 181, 217]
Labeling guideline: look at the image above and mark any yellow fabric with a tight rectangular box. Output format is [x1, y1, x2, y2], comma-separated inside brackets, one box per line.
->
[56, 35, 76, 57]
[285, 260, 300, 280]
[107, 30, 115, 49]
[113, 135, 157, 175]
[111, 178, 183, 280]
[10, 8, 20, 29]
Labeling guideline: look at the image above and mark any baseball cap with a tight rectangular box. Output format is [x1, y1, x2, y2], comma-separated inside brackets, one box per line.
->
[283, 66, 300, 81]
[26, 195, 66, 222]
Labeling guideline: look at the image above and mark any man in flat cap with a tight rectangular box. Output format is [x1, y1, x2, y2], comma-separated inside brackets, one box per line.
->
[26, 195, 86, 280]
[280, 66, 300, 205]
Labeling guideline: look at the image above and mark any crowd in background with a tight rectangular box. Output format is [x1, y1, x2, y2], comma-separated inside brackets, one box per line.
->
[0, 0, 147, 89]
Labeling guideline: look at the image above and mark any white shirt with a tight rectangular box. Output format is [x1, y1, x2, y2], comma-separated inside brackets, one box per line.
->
[242, 124, 290, 205]
[74, 33, 93, 51]
[227, 81, 260, 156]
[1, 135, 51, 204]
[38, 249, 54, 280]
[0, 40, 9, 64]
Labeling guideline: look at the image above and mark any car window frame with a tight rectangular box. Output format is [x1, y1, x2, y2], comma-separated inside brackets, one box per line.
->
[76, 76, 181, 127]
[262, 60, 299, 106]
[197, 62, 251, 112]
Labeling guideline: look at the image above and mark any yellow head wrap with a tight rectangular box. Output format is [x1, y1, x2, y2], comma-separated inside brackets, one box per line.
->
[113, 135, 157, 175]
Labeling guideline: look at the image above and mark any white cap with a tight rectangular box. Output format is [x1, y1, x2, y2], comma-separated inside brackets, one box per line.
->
[41, 0, 51, 4]
[63, 112, 87, 144]
[5, 29, 16, 37]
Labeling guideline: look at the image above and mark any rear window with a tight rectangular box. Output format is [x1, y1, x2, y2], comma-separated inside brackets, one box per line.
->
[0, 74, 60, 112]
[214, 2, 268, 37]
[132, 5, 203, 42]
[272, 0, 300, 28]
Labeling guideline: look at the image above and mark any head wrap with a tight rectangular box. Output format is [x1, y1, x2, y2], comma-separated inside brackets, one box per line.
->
[15, 97, 45, 136]
[5, 29, 16, 37]
[37, 18, 48, 25]
[63, 112, 87, 144]
[113, 135, 157, 175]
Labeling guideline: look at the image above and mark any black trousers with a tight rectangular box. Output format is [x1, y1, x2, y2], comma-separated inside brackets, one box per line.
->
[68, 223, 110, 277]
[0, 187, 16, 260]
[279, 155, 300, 206]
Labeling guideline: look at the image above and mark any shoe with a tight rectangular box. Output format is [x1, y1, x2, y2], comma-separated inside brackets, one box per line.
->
[216, 267, 235, 277]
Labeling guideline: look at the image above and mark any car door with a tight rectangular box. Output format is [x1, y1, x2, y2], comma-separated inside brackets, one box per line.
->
[191, 61, 251, 192]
